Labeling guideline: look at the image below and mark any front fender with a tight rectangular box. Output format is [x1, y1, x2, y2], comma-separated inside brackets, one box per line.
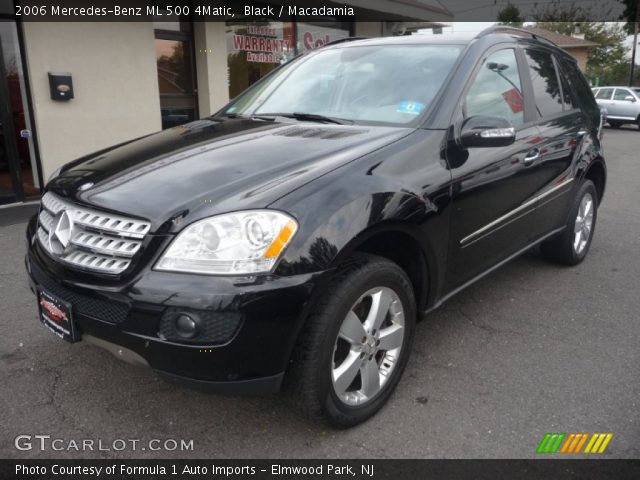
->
[270, 128, 453, 306]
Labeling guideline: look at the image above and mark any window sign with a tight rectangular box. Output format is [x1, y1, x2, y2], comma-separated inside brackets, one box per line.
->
[296, 23, 349, 52]
[226, 22, 294, 65]
[226, 22, 294, 98]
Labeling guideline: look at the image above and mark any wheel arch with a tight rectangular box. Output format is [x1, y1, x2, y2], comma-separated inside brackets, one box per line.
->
[583, 158, 606, 205]
[329, 222, 437, 312]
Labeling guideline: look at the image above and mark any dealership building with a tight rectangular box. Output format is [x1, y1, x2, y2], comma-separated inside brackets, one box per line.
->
[0, 1, 452, 206]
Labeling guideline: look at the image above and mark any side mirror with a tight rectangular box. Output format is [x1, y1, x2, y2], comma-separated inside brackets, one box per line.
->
[460, 116, 516, 148]
[624, 95, 636, 102]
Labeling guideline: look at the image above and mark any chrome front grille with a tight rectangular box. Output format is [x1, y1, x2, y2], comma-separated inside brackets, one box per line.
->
[36, 192, 151, 274]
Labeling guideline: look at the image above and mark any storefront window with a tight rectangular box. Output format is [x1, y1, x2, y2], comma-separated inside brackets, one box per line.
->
[225, 21, 294, 99]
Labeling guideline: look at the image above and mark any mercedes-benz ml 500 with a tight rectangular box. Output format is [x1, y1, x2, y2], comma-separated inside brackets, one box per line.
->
[26, 28, 606, 427]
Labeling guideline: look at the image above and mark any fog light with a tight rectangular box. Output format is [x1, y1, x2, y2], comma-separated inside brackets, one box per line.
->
[175, 314, 198, 338]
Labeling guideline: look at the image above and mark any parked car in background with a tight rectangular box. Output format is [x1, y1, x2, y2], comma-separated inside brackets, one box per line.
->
[592, 86, 640, 129]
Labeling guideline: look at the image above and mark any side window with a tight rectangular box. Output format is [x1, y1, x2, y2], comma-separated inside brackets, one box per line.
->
[465, 49, 524, 125]
[555, 57, 577, 110]
[613, 89, 633, 101]
[559, 57, 599, 121]
[524, 49, 563, 117]
[595, 88, 614, 100]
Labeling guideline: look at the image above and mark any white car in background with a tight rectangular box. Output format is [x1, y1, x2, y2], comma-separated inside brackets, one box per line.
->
[592, 86, 640, 129]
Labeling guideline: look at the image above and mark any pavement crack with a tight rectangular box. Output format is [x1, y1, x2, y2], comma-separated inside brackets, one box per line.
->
[454, 301, 522, 337]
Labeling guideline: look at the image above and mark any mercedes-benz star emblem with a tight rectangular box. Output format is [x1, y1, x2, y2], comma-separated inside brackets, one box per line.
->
[48, 211, 74, 255]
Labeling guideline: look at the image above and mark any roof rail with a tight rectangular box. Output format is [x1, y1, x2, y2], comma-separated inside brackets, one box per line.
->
[476, 26, 558, 47]
[321, 37, 368, 48]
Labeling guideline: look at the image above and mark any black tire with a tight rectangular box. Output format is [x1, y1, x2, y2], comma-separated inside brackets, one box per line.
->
[540, 180, 598, 266]
[608, 121, 622, 128]
[284, 254, 416, 428]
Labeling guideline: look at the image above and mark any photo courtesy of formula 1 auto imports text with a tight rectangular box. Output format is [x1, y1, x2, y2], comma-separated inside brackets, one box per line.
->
[1, 0, 639, 478]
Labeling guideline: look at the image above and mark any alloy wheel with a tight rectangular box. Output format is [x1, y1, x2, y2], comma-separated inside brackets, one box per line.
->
[331, 287, 405, 406]
[573, 192, 594, 254]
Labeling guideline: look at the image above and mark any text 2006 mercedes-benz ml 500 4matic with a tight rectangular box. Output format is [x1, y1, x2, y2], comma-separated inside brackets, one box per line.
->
[26, 27, 606, 427]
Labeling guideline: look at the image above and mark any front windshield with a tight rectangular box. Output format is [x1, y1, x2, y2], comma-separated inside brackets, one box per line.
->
[224, 44, 463, 125]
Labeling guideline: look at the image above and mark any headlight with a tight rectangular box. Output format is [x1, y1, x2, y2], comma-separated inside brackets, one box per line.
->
[47, 166, 63, 182]
[155, 210, 298, 275]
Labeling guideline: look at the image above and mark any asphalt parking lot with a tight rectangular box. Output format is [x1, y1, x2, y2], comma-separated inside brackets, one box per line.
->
[1, 127, 639, 459]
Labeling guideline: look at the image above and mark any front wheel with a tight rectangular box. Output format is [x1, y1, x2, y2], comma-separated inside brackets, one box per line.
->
[540, 180, 598, 265]
[285, 254, 416, 428]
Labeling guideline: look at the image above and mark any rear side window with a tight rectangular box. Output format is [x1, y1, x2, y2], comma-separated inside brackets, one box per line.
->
[524, 49, 563, 117]
[613, 89, 633, 101]
[558, 71, 577, 110]
[465, 48, 524, 125]
[595, 88, 614, 100]
[558, 56, 599, 123]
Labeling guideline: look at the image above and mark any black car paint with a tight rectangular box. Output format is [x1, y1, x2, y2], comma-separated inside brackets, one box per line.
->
[25, 33, 606, 392]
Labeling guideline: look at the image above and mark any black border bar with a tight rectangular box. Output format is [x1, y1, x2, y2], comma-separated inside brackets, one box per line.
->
[5, 0, 635, 22]
[3, 459, 640, 480]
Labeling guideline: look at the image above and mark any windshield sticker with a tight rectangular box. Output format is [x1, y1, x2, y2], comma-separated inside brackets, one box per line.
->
[397, 101, 425, 115]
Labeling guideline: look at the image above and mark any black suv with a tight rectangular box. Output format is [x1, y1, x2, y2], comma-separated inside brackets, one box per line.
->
[26, 27, 606, 427]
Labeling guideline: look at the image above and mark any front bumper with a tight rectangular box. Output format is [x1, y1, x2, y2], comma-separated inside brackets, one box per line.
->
[25, 216, 326, 394]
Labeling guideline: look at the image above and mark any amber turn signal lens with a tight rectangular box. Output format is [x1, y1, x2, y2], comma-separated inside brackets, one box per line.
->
[263, 220, 298, 258]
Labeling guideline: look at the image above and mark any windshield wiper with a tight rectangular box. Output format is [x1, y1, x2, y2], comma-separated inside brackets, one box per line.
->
[256, 112, 351, 125]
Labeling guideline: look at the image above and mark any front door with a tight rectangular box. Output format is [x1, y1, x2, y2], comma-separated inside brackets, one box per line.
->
[445, 47, 543, 289]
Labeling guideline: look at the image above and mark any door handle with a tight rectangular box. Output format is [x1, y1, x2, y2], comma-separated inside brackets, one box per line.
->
[523, 148, 540, 166]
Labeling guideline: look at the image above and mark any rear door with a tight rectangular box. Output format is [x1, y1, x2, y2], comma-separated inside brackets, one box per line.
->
[521, 48, 586, 237]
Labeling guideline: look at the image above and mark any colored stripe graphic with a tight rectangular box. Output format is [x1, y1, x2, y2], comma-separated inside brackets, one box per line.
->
[584, 433, 613, 454]
[559, 433, 575, 453]
[537, 433, 565, 453]
[538, 432, 613, 454]
[560, 433, 589, 453]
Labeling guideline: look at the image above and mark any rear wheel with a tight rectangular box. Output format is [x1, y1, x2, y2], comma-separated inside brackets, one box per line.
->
[608, 120, 622, 128]
[540, 180, 597, 265]
[285, 254, 416, 428]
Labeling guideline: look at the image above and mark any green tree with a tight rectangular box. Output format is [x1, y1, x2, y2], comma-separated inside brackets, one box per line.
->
[497, 3, 524, 26]
[535, 22, 628, 84]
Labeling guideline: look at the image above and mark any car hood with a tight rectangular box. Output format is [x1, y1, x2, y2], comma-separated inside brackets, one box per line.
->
[48, 118, 413, 232]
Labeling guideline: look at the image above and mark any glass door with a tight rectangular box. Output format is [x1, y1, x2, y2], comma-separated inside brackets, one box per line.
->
[154, 18, 198, 129]
[0, 20, 40, 204]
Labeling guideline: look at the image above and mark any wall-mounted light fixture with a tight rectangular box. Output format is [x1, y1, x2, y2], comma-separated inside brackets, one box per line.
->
[48, 72, 74, 101]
